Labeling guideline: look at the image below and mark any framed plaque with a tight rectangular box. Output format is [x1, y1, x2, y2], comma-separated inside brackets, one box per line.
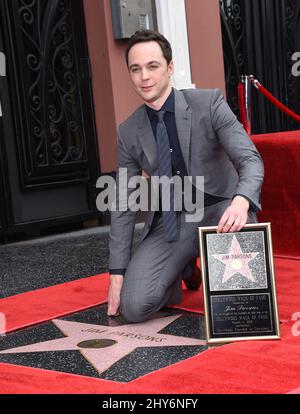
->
[198, 223, 280, 344]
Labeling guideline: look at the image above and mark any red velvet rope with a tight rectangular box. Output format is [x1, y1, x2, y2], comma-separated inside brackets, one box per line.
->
[255, 82, 300, 123]
[238, 82, 248, 132]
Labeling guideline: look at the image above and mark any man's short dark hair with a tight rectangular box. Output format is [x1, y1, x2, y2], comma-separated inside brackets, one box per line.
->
[125, 30, 172, 67]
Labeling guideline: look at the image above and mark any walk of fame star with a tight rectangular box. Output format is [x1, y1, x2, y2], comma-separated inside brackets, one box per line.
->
[0, 315, 206, 375]
[212, 235, 259, 283]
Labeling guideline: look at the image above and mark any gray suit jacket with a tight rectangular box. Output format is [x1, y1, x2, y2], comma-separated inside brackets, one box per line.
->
[109, 88, 264, 270]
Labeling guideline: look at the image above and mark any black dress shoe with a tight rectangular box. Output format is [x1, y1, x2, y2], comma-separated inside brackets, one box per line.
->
[183, 266, 202, 291]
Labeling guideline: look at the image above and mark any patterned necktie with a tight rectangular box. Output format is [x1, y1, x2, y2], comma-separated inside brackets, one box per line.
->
[156, 110, 178, 242]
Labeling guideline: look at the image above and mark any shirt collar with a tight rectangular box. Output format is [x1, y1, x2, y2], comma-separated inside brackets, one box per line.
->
[145, 88, 175, 121]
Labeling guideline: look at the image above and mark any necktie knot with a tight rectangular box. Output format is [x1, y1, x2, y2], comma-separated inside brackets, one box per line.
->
[156, 110, 166, 122]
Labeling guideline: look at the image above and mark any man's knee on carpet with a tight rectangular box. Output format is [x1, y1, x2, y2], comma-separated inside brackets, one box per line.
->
[120, 294, 162, 323]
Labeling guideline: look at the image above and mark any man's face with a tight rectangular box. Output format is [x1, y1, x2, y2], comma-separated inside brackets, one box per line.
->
[127, 41, 173, 106]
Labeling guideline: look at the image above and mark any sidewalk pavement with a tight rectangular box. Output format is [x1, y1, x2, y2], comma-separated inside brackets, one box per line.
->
[0, 224, 143, 299]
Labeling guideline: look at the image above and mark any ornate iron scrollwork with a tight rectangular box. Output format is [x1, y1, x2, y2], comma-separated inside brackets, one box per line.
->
[6, 0, 89, 187]
[219, 0, 245, 117]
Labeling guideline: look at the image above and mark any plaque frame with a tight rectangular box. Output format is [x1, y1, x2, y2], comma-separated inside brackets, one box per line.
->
[198, 223, 280, 344]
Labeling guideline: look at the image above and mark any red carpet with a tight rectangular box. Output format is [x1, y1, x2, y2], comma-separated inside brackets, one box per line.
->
[0, 256, 299, 394]
[252, 131, 300, 258]
[1, 274, 109, 335]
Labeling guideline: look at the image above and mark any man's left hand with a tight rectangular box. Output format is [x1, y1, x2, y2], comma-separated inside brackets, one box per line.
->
[217, 195, 250, 233]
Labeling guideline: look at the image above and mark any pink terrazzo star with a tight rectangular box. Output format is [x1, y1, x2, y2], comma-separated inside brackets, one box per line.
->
[212, 235, 259, 283]
[0, 315, 206, 374]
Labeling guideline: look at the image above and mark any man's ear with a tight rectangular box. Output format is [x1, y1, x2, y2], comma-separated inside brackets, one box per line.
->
[168, 60, 174, 77]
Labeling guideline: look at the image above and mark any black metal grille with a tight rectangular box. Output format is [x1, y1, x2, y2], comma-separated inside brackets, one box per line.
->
[220, 0, 300, 134]
[4, 0, 89, 187]
[0, 0, 100, 238]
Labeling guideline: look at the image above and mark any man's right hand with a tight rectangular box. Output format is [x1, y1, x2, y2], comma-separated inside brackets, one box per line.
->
[107, 274, 124, 316]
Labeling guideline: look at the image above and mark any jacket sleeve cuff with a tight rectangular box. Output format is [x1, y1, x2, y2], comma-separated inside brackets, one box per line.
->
[109, 268, 126, 276]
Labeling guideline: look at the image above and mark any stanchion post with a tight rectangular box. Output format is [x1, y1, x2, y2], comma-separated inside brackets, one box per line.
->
[240, 75, 253, 135]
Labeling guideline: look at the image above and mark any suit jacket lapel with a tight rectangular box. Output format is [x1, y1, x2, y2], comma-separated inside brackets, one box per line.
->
[137, 106, 158, 173]
[174, 89, 192, 174]
[136, 90, 192, 174]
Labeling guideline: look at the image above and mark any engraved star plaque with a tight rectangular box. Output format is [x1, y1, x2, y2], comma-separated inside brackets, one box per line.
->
[198, 223, 280, 344]
[0, 315, 206, 375]
[212, 235, 259, 283]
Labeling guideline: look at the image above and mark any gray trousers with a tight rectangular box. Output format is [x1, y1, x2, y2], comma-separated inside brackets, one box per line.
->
[120, 200, 257, 322]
